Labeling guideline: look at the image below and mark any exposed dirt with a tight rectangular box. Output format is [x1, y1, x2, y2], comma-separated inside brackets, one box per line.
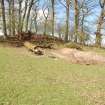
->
[50, 48, 105, 65]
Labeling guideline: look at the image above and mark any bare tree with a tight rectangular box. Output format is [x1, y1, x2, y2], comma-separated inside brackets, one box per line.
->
[59, 0, 71, 42]
[33, 7, 38, 34]
[11, 0, 15, 35]
[95, 0, 105, 47]
[1, 0, 7, 37]
[51, 0, 55, 36]
[25, 0, 35, 31]
[21, 0, 28, 32]
[78, 0, 98, 44]
[78, 0, 89, 44]
[56, 23, 62, 38]
[18, 0, 22, 33]
[6, 0, 12, 35]
[42, 3, 49, 35]
[74, 0, 79, 43]
[31, 0, 39, 34]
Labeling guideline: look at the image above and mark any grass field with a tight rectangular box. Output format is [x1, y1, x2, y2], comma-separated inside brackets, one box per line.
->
[0, 46, 105, 105]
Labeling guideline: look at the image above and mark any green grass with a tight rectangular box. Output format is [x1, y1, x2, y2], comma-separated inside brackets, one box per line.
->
[0, 46, 105, 105]
[83, 46, 105, 56]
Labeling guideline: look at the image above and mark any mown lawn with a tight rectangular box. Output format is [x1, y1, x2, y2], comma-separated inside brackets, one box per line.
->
[0, 46, 105, 105]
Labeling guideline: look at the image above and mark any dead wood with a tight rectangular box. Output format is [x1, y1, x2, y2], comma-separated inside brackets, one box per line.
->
[24, 41, 44, 55]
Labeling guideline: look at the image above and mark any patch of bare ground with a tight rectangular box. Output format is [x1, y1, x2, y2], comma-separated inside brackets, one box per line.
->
[50, 48, 105, 65]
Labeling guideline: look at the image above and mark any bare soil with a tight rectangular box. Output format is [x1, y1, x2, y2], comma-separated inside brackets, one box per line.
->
[50, 48, 105, 65]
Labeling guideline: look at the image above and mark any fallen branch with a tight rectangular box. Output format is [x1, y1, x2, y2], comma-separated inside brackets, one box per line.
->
[24, 41, 44, 55]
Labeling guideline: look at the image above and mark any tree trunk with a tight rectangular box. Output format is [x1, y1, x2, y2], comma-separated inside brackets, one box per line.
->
[44, 20, 47, 35]
[34, 19, 38, 34]
[65, 5, 69, 42]
[11, 0, 15, 36]
[80, 9, 85, 44]
[33, 10, 38, 34]
[25, 0, 34, 32]
[8, 0, 12, 35]
[74, 0, 79, 43]
[29, 18, 33, 31]
[21, 0, 28, 32]
[95, 9, 104, 47]
[51, 0, 55, 37]
[95, 0, 105, 47]
[1, 0, 8, 37]
[18, 0, 22, 33]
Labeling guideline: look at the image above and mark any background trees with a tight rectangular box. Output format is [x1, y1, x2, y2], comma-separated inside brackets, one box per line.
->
[95, 0, 105, 47]
[42, 1, 50, 35]
[1, 0, 7, 37]
[0, 0, 104, 47]
[59, 0, 71, 42]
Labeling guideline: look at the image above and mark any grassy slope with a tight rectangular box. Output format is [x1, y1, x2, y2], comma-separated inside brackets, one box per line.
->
[0, 46, 105, 105]
[83, 46, 105, 56]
